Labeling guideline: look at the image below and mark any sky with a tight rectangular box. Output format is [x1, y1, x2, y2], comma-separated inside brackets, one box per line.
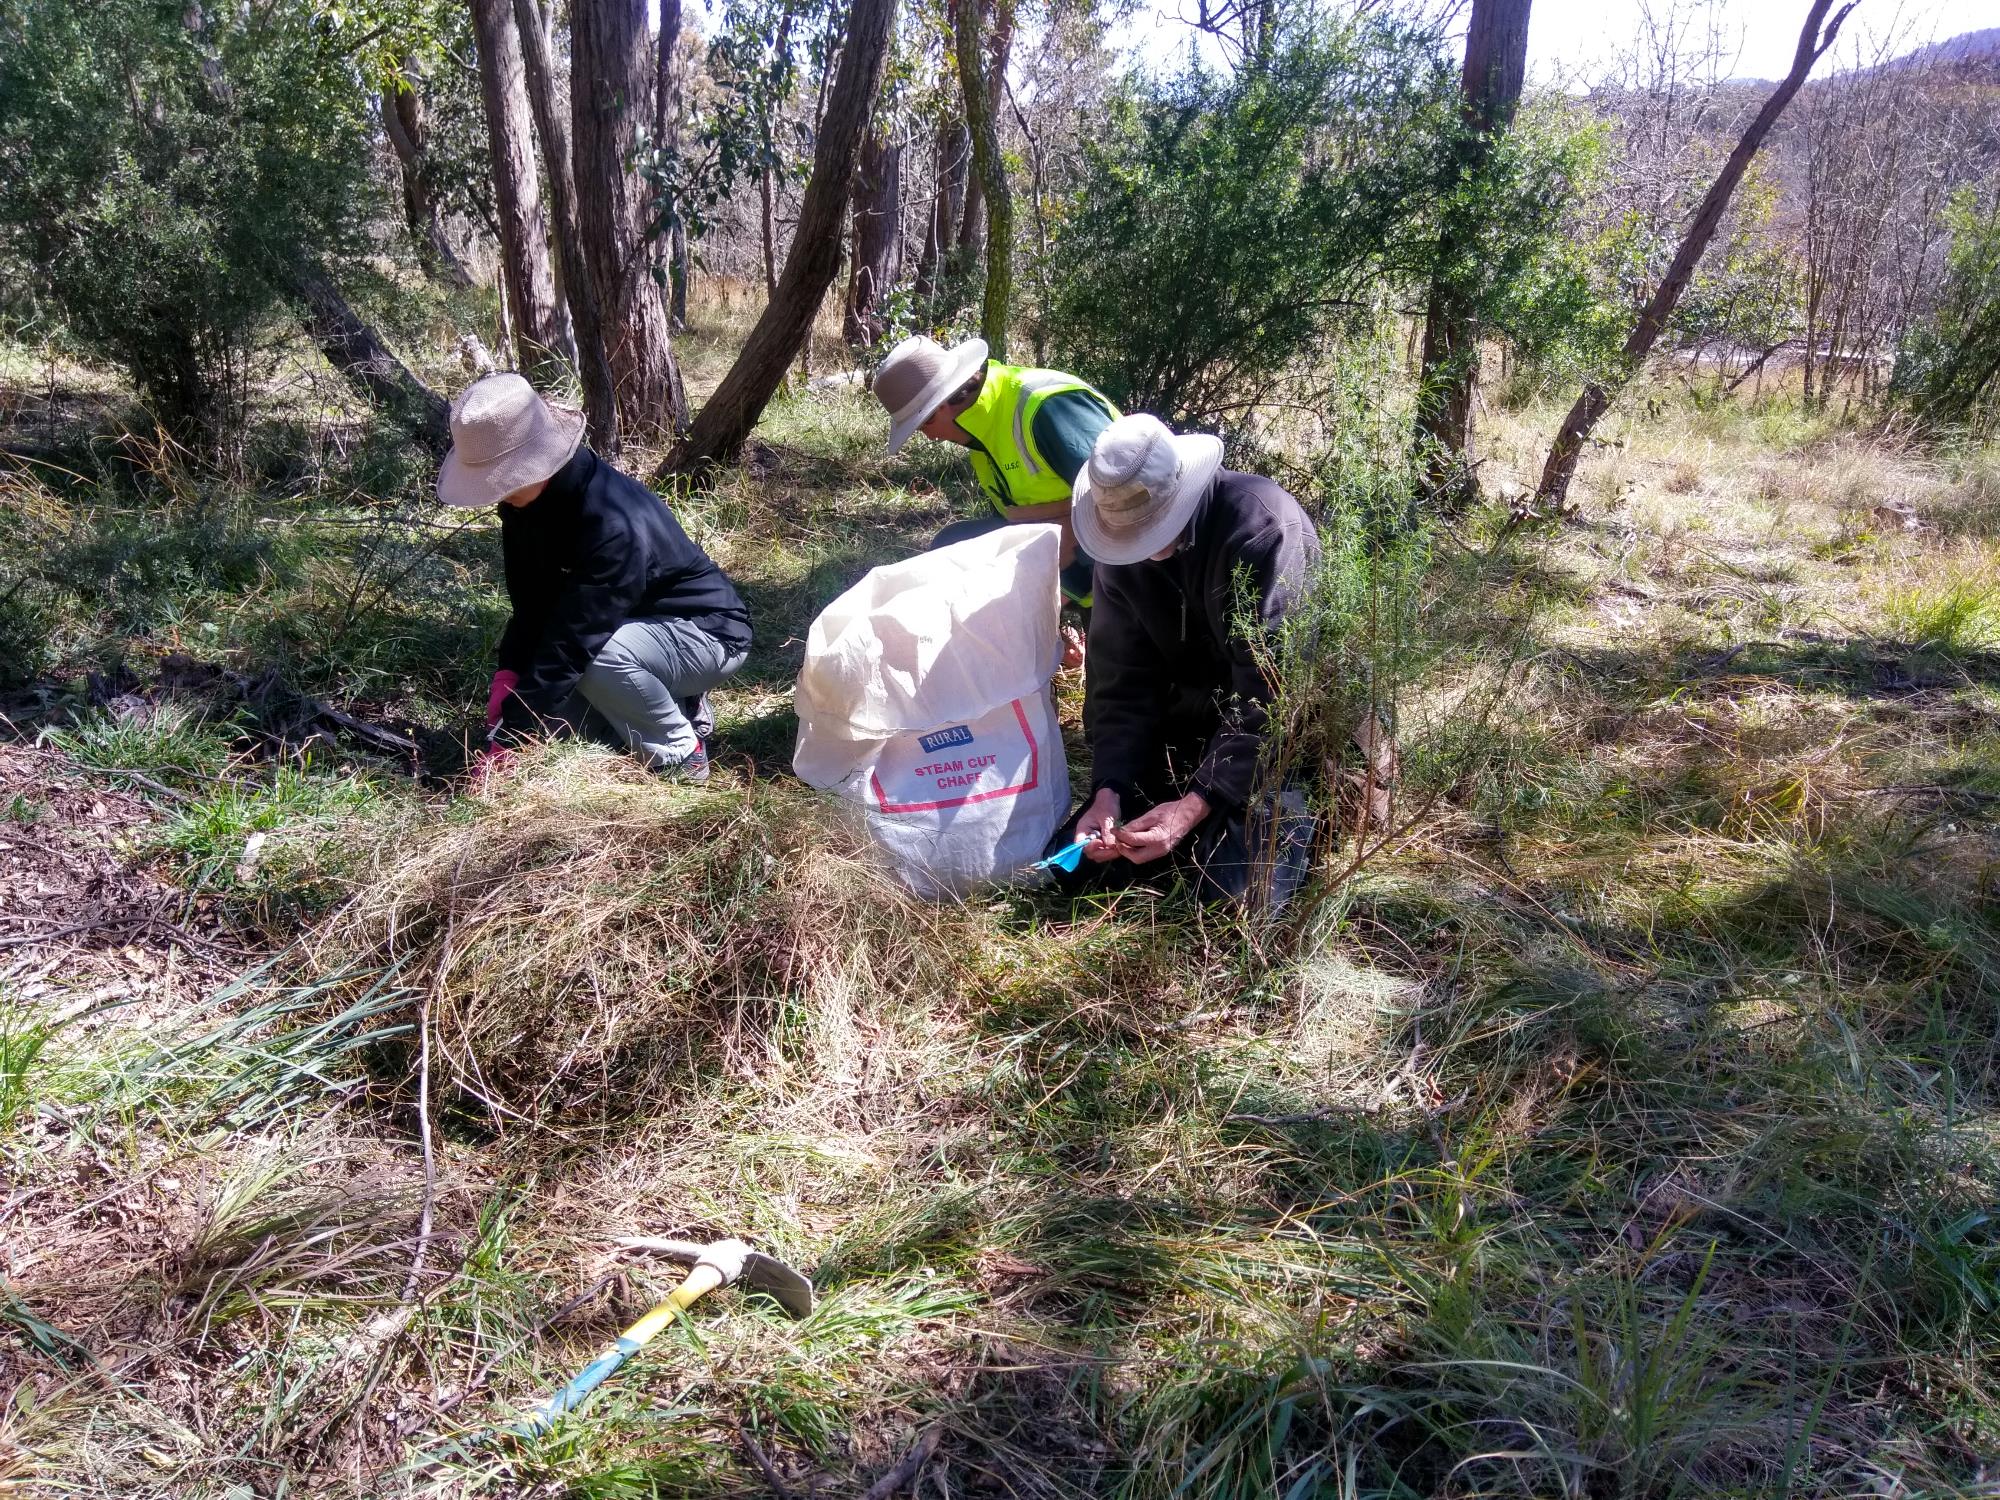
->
[1519, 0, 1999, 85]
[1127, 0, 2000, 84]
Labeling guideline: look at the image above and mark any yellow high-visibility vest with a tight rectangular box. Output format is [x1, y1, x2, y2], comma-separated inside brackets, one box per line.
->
[957, 362, 1120, 515]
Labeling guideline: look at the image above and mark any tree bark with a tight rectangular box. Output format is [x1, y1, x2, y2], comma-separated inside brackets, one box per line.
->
[293, 267, 450, 456]
[471, 0, 573, 381]
[843, 126, 903, 346]
[759, 163, 781, 301]
[572, 0, 686, 439]
[1532, 0, 1857, 515]
[669, 219, 691, 330]
[660, 0, 897, 474]
[655, 0, 691, 330]
[1414, 0, 1532, 508]
[380, 75, 474, 288]
[512, 0, 620, 450]
[954, 0, 1014, 354]
[914, 115, 968, 303]
[956, 163, 986, 264]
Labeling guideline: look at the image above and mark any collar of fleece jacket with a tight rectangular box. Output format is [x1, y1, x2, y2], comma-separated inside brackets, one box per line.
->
[509, 445, 595, 517]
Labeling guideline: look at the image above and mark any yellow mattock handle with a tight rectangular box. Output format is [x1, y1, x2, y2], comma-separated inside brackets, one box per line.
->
[515, 1261, 725, 1435]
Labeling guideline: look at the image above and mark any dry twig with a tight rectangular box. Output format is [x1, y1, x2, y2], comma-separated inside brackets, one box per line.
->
[863, 1426, 941, 1500]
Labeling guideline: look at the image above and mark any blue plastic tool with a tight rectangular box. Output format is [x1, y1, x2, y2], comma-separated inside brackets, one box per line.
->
[1031, 832, 1099, 873]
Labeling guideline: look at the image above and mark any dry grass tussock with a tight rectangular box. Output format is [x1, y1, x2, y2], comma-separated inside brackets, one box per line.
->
[309, 746, 984, 1129]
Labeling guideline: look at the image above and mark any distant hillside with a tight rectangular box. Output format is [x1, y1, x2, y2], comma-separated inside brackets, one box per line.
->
[1726, 27, 2000, 87]
[1893, 27, 2000, 70]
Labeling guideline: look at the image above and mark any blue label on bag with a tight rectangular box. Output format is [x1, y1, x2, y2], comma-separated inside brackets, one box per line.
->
[919, 724, 974, 753]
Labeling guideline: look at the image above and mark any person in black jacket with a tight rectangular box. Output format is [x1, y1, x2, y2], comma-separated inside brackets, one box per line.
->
[438, 374, 751, 781]
[1048, 413, 1320, 909]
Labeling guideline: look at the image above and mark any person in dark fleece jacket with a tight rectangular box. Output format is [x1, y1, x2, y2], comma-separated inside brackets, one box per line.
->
[438, 374, 751, 781]
[1048, 413, 1321, 909]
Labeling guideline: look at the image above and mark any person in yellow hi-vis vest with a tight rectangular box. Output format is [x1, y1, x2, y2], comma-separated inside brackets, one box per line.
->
[872, 335, 1119, 667]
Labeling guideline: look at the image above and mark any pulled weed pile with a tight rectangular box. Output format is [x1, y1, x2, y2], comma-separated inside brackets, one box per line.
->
[311, 748, 982, 1127]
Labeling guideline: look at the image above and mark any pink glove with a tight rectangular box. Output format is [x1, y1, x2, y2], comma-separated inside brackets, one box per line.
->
[471, 745, 515, 786]
[485, 669, 520, 730]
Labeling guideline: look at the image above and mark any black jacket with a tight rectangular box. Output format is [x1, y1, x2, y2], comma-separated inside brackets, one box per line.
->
[496, 446, 751, 735]
[1086, 469, 1320, 812]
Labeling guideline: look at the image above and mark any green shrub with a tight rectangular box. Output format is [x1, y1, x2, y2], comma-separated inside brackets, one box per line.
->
[1043, 18, 1605, 432]
[1893, 184, 2000, 431]
[1880, 566, 2000, 653]
[1044, 17, 1459, 427]
[0, 0, 376, 442]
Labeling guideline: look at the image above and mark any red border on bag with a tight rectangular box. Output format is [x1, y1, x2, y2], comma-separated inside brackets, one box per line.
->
[868, 699, 1040, 814]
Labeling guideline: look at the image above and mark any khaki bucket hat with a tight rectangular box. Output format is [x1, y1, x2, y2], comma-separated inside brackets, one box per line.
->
[437, 373, 586, 509]
[1071, 414, 1224, 565]
[873, 335, 989, 453]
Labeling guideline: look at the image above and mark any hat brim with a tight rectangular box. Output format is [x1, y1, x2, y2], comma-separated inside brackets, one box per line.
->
[885, 339, 989, 454]
[1071, 433, 1224, 566]
[437, 401, 586, 509]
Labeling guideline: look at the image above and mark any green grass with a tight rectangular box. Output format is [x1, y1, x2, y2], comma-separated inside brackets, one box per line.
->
[1880, 565, 2000, 652]
[42, 702, 233, 789]
[0, 993, 50, 1135]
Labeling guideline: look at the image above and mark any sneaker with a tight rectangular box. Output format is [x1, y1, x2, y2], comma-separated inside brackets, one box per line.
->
[661, 741, 710, 783]
[677, 694, 715, 740]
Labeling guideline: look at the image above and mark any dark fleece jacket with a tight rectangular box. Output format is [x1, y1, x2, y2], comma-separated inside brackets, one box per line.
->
[1084, 469, 1320, 811]
[495, 446, 750, 736]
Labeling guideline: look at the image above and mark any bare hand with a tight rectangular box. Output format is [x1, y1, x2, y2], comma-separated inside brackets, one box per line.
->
[1076, 787, 1122, 863]
[1060, 624, 1085, 672]
[1111, 792, 1210, 865]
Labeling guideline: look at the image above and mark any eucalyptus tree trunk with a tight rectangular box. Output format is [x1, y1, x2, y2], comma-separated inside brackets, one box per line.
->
[954, 0, 1014, 354]
[661, 0, 897, 473]
[572, 0, 686, 438]
[843, 127, 903, 347]
[1414, 0, 1531, 508]
[512, 0, 620, 450]
[759, 164, 781, 300]
[294, 268, 450, 455]
[470, 0, 573, 381]
[380, 75, 474, 288]
[914, 116, 968, 304]
[1532, 0, 1857, 516]
[655, 0, 692, 330]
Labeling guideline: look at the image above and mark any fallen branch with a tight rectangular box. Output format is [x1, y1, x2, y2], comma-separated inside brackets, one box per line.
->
[307, 696, 420, 758]
[863, 1425, 942, 1500]
[739, 1425, 796, 1500]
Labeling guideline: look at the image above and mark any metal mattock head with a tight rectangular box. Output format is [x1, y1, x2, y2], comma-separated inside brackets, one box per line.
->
[693, 1237, 816, 1318]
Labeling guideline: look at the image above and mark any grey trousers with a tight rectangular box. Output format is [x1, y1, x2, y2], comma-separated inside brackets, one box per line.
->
[566, 617, 746, 769]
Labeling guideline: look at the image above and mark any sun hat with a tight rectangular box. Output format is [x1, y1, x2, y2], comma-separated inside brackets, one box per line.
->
[1070, 414, 1224, 566]
[437, 372, 586, 508]
[873, 335, 989, 453]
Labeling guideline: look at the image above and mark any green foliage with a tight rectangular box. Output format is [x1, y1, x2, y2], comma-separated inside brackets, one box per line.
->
[641, 0, 847, 257]
[1428, 97, 1621, 394]
[1893, 183, 2000, 429]
[1879, 565, 2000, 653]
[45, 705, 234, 791]
[1674, 170, 1799, 362]
[157, 767, 379, 898]
[1045, 19, 1605, 432]
[0, 995, 50, 1137]
[1045, 17, 1461, 426]
[0, 0, 376, 439]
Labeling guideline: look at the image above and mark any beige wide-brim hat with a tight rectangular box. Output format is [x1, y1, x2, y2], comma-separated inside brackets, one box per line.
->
[437, 372, 586, 508]
[1071, 413, 1224, 566]
[874, 335, 989, 453]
